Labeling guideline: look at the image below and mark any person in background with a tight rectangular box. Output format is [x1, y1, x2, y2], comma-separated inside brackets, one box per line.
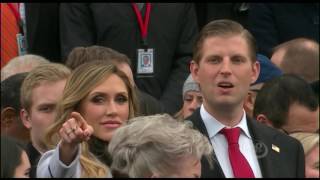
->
[175, 74, 202, 120]
[20, 63, 71, 178]
[195, 3, 249, 30]
[37, 61, 139, 178]
[1, 3, 61, 67]
[65, 45, 164, 116]
[271, 38, 319, 83]
[248, 3, 319, 57]
[24, 3, 61, 62]
[290, 132, 319, 178]
[1, 54, 49, 82]
[189, 19, 305, 177]
[253, 74, 319, 134]
[108, 114, 213, 178]
[1, 73, 30, 144]
[1, 136, 31, 178]
[243, 54, 282, 119]
[60, 3, 198, 115]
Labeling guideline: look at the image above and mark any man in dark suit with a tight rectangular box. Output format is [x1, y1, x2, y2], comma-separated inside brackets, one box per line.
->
[59, 3, 198, 115]
[248, 3, 319, 57]
[187, 19, 305, 178]
[25, 3, 61, 62]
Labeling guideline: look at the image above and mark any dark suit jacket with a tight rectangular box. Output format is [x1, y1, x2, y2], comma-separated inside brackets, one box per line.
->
[60, 3, 198, 115]
[25, 3, 61, 62]
[186, 108, 305, 178]
[248, 3, 319, 57]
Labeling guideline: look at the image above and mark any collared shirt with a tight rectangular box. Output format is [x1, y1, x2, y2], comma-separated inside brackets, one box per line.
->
[200, 104, 262, 178]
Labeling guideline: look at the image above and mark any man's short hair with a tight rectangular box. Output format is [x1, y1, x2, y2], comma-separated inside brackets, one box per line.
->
[253, 74, 318, 128]
[65, 46, 131, 70]
[20, 63, 71, 112]
[193, 19, 257, 64]
[1, 73, 28, 111]
[272, 38, 319, 83]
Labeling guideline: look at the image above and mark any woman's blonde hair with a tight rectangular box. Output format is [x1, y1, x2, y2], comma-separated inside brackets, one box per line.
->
[108, 114, 213, 177]
[45, 61, 139, 177]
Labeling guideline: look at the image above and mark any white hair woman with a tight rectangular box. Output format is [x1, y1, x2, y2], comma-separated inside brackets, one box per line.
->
[108, 114, 213, 178]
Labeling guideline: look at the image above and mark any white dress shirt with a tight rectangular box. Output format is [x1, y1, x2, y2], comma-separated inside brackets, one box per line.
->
[200, 105, 262, 178]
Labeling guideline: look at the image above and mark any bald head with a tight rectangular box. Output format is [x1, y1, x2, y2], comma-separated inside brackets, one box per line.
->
[271, 38, 319, 83]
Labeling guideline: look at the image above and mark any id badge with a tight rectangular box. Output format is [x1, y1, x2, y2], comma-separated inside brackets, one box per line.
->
[137, 48, 154, 76]
[16, 33, 27, 55]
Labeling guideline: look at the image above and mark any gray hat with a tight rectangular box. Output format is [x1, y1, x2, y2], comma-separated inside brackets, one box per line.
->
[182, 74, 200, 97]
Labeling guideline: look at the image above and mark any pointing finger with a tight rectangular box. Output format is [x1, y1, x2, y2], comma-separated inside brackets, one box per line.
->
[70, 112, 90, 130]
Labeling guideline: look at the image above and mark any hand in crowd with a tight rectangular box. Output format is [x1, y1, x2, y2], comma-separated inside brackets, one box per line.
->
[59, 112, 93, 165]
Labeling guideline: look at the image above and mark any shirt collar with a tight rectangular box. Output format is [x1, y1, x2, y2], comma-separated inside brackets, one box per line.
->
[200, 104, 252, 139]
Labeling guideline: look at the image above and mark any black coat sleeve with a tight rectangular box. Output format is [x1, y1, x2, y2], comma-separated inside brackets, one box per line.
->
[159, 4, 198, 115]
[248, 3, 278, 57]
[60, 3, 96, 61]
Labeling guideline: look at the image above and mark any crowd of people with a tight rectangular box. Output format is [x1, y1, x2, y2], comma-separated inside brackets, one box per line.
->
[1, 3, 319, 178]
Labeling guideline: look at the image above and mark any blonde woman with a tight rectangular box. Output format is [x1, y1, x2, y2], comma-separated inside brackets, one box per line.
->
[36, 61, 139, 178]
[108, 114, 213, 178]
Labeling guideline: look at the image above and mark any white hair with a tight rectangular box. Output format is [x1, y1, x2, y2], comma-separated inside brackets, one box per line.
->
[108, 114, 213, 177]
[1, 54, 50, 81]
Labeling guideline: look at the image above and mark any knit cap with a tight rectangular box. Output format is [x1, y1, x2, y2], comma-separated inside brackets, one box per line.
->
[182, 74, 200, 97]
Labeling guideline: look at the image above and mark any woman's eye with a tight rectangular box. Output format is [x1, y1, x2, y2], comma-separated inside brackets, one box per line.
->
[92, 96, 105, 103]
[115, 95, 128, 104]
[184, 96, 193, 102]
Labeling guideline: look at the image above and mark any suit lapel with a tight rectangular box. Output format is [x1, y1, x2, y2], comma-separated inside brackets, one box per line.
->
[188, 111, 287, 178]
[246, 116, 280, 178]
[187, 109, 225, 178]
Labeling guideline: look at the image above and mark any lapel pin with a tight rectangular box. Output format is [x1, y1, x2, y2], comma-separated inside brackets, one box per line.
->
[272, 144, 280, 153]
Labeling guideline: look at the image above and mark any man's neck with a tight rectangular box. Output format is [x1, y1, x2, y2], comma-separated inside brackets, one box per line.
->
[31, 136, 46, 154]
[203, 102, 245, 127]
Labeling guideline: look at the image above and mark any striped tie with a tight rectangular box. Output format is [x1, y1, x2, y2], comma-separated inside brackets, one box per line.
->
[1, 3, 19, 68]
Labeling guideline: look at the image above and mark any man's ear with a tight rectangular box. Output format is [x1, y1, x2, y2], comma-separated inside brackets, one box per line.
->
[244, 92, 255, 113]
[20, 108, 31, 129]
[251, 61, 260, 84]
[256, 114, 274, 128]
[1, 107, 17, 128]
[190, 60, 200, 83]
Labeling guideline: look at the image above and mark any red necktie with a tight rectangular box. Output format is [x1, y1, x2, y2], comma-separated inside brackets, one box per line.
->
[221, 127, 255, 178]
[1, 3, 19, 69]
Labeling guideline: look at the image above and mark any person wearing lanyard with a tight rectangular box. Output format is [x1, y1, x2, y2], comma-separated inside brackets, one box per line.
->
[1, 3, 61, 66]
[23, 3, 61, 62]
[1, 3, 27, 68]
[59, 3, 198, 115]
